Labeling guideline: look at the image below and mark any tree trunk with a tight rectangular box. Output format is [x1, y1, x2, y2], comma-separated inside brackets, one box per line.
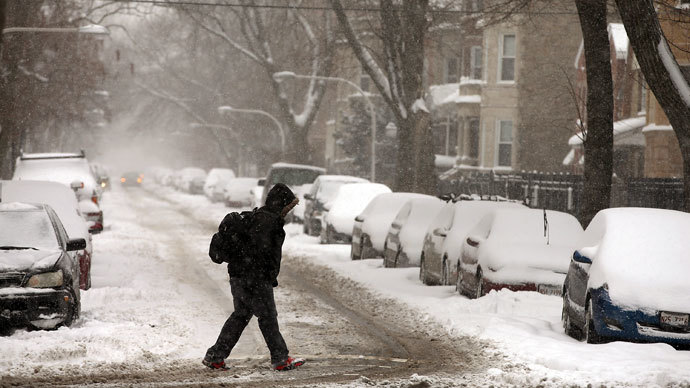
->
[575, 0, 614, 226]
[616, 0, 690, 212]
[0, 1, 6, 52]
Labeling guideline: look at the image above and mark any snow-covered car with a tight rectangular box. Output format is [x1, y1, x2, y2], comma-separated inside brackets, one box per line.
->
[383, 196, 445, 268]
[562, 208, 690, 346]
[351, 192, 429, 260]
[223, 177, 259, 207]
[90, 163, 110, 190]
[303, 175, 369, 236]
[458, 208, 583, 299]
[322, 183, 391, 244]
[249, 181, 265, 209]
[1, 180, 94, 290]
[0, 202, 85, 330]
[204, 168, 236, 202]
[120, 171, 143, 187]
[12, 151, 104, 233]
[420, 199, 527, 286]
[176, 167, 206, 194]
[259, 162, 325, 207]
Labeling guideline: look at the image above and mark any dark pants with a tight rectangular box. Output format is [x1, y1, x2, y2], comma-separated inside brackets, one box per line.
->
[205, 277, 288, 364]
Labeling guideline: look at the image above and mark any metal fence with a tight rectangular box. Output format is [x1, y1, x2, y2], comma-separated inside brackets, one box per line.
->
[439, 171, 685, 221]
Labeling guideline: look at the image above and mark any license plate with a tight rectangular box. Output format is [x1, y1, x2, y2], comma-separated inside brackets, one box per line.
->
[538, 285, 561, 296]
[660, 312, 689, 327]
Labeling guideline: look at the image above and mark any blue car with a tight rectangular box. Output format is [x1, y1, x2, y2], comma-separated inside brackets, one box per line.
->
[562, 208, 690, 346]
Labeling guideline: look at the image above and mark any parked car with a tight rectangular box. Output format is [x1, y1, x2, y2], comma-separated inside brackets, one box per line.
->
[204, 168, 236, 202]
[120, 171, 143, 187]
[223, 177, 259, 207]
[12, 151, 104, 233]
[562, 208, 690, 346]
[351, 192, 429, 260]
[249, 180, 265, 209]
[90, 163, 110, 190]
[0, 202, 86, 330]
[321, 183, 391, 244]
[259, 163, 326, 223]
[303, 175, 369, 236]
[383, 196, 445, 268]
[420, 199, 527, 286]
[1, 180, 94, 290]
[176, 167, 206, 194]
[458, 208, 583, 299]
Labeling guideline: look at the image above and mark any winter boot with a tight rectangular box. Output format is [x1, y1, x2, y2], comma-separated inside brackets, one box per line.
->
[272, 356, 305, 371]
[202, 356, 229, 370]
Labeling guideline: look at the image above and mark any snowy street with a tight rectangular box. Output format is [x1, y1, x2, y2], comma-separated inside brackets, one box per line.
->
[2, 184, 690, 387]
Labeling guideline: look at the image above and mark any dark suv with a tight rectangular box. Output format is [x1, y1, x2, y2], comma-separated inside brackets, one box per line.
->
[0, 203, 86, 330]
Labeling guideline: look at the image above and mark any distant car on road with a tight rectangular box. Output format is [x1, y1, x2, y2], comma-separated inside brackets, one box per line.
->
[0, 202, 86, 330]
[562, 208, 690, 346]
[176, 167, 206, 194]
[303, 175, 369, 237]
[383, 196, 444, 268]
[223, 177, 259, 208]
[321, 183, 391, 244]
[120, 172, 143, 187]
[1, 180, 94, 290]
[351, 192, 429, 260]
[204, 168, 235, 202]
[12, 151, 104, 233]
[457, 208, 583, 299]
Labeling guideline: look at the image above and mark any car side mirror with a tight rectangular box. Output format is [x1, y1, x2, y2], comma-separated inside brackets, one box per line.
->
[433, 227, 447, 237]
[466, 235, 482, 248]
[70, 181, 84, 191]
[257, 178, 266, 187]
[355, 215, 364, 222]
[66, 238, 87, 251]
[304, 193, 313, 200]
[572, 250, 592, 265]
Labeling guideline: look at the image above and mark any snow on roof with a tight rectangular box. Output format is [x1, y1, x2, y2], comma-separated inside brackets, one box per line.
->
[429, 83, 460, 106]
[642, 123, 673, 132]
[568, 116, 646, 146]
[562, 149, 575, 166]
[411, 98, 429, 114]
[0, 202, 40, 211]
[429, 83, 481, 108]
[271, 162, 327, 172]
[608, 23, 629, 60]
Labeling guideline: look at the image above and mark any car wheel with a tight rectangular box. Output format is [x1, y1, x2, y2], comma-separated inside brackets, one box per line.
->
[475, 268, 484, 299]
[584, 299, 602, 344]
[562, 290, 580, 339]
[303, 222, 309, 235]
[351, 238, 362, 260]
[441, 256, 448, 285]
[62, 290, 79, 328]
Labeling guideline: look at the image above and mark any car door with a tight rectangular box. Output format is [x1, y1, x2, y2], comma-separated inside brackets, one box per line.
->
[425, 203, 455, 280]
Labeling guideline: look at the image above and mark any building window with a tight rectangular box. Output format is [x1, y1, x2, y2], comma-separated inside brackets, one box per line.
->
[470, 46, 483, 80]
[444, 57, 459, 83]
[360, 66, 371, 92]
[497, 120, 513, 167]
[468, 118, 480, 158]
[499, 34, 516, 82]
[432, 117, 459, 156]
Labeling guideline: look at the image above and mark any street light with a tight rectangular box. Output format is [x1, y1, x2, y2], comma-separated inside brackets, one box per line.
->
[273, 71, 377, 182]
[2, 24, 110, 36]
[217, 105, 286, 154]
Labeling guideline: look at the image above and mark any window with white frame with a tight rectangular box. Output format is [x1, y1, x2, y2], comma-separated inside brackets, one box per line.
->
[444, 56, 460, 83]
[496, 120, 513, 167]
[499, 34, 516, 82]
[470, 46, 483, 80]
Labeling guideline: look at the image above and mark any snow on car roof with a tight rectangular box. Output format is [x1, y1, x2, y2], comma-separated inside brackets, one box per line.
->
[13, 157, 97, 188]
[586, 207, 690, 312]
[361, 192, 430, 251]
[271, 162, 326, 172]
[326, 183, 391, 234]
[397, 197, 445, 261]
[0, 202, 40, 211]
[316, 175, 369, 183]
[19, 151, 85, 160]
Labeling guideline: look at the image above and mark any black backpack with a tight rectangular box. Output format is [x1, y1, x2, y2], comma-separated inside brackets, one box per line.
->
[208, 209, 256, 267]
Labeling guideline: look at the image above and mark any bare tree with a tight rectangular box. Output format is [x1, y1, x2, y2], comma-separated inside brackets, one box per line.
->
[330, 0, 436, 193]
[574, 0, 614, 225]
[0, 0, 6, 54]
[616, 0, 690, 212]
[183, 1, 335, 164]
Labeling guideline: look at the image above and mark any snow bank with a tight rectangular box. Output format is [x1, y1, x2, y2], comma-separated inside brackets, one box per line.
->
[326, 183, 391, 234]
[586, 208, 690, 312]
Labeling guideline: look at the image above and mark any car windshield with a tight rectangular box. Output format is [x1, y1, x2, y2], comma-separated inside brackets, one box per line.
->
[0, 210, 60, 251]
[269, 168, 321, 187]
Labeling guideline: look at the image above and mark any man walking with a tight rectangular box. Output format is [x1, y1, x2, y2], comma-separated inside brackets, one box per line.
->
[203, 183, 305, 371]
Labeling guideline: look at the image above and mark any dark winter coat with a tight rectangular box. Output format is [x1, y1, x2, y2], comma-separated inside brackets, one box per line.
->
[228, 183, 297, 286]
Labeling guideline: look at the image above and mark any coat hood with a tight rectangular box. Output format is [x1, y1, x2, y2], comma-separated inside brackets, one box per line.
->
[265, 183, 298, 215]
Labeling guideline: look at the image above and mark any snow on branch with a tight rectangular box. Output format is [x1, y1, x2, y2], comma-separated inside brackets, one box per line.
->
[658, 38, 690, 108]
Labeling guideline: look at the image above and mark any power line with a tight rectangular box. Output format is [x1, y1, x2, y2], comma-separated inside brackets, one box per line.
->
[99, 0, 581, 15]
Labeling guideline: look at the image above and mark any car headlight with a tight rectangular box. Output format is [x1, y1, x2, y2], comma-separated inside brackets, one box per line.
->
[27, 270, 64, 288]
